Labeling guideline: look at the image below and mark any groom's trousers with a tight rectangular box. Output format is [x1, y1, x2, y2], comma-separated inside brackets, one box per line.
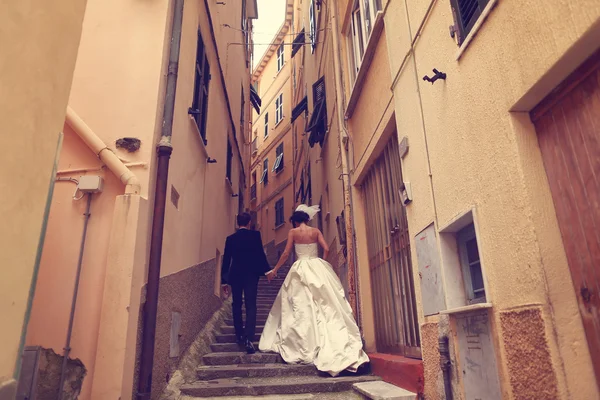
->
[231, 275, 260, 341]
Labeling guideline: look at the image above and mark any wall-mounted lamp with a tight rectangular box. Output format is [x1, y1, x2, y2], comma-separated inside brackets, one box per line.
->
[207, 157, 217, 163]
[423, 69, 447, 84]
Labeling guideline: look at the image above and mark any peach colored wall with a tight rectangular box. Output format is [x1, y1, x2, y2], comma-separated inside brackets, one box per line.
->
[0, 0, 87, 391]
[24, 0, 251, 399]
[25, 125, 124, 400]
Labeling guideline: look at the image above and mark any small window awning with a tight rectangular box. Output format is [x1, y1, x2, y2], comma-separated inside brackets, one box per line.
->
[291, 96, 308, 123]
[292, 29, 306, 58]
[272, 153, 284, 172]
[250, 84, 262, 114]
[306, 100, 326, 147]
[259, 168, 268, 183]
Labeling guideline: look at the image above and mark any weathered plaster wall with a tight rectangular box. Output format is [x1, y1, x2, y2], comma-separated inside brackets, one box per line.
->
[25, 125, 124, 400]
[151, 258, 222, 399]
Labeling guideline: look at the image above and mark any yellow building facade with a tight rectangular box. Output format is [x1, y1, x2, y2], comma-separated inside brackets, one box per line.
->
[250, 1, 297, 264]
[293, 0, 600, 398]
[18, 0, 257, 399]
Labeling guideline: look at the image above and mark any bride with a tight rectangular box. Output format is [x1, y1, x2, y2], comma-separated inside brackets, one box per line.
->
[258, 205, 369, 376]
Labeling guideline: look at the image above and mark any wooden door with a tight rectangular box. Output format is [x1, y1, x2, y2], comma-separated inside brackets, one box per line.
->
[531, 49, 600, 384]
[361, 136, 421, 357]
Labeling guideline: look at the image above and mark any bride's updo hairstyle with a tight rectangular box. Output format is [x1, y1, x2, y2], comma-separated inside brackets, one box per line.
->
[290, 210, 310, 227]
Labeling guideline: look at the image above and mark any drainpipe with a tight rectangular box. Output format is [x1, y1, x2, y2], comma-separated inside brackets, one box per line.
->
[136, 0, 184, 398]
[439, 336, 453, 400]
[65, 107, 141, 195]
[329, 0, 360, 324]
[57, 193, 92, 400]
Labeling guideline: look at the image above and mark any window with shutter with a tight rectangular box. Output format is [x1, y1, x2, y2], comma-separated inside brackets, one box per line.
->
[264, 112, 269, 138]
[189, 31, 211, 145]
[292, 29, 305, 57]
[306, 77, 327, 147]
[449, 0, 490, 44]
[273, 143, 284, 173]
[291, 96, 308, 123]
[275, 198, 285, 227]
[309, 0, 317, 53]
[260, 158, 269, 185]
[275, 93, 283, 124]
[277, 44, 285, 71]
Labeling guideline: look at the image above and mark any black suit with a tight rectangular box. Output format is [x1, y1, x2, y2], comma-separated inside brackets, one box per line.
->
[221, 228, 270, 341]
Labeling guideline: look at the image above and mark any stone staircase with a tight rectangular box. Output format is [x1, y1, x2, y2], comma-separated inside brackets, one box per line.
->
[179, 265, 380, 399]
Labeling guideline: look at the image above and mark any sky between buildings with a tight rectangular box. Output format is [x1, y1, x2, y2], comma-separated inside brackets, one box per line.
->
[253, 0, 287, 70]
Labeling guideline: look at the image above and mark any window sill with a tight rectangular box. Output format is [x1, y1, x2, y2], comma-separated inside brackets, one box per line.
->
[440, 302, 492, 315]
[274, 118, 285, 128]
[189, 115, 209, 158]
[455, 0, 498, 61]
[274, 222, 286, 230]
[274, 167, 284, 176]
[345, 11, 385, 119]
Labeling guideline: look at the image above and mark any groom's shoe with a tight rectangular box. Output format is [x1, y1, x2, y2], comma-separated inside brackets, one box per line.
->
[245, 339, 256, 354]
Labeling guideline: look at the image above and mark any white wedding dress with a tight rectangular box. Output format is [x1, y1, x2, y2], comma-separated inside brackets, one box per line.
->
[258, 243, 369, 376]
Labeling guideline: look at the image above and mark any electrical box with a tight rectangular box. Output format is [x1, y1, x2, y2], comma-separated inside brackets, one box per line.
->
[399, 182, 412, 206]
[77, 176, 104, 193]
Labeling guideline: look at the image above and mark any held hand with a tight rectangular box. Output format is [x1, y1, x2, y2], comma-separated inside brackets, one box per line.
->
[221, 284, 230, 298]
[266, 270, 277, 282]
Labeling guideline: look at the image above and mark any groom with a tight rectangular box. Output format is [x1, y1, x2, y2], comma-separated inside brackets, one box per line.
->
[221, 212, 271, 354]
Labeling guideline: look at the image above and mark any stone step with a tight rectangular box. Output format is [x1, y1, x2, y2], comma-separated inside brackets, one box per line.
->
[224, 318, 268, 326]
[210, 342, 259, 352]
[221, 325, 264, 334]
[353, 381, 417, 400]
[177, 391, 365, 400]
[202, 352, 283, 366]
[197, 363, 318, 380]
[180, 375, 380, 397]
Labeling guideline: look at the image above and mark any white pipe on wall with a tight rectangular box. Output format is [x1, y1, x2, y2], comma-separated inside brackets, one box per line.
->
[65, 106, 141, 194]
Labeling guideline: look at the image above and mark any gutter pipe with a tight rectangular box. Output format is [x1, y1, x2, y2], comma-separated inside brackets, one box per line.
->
[136, 0, 184, 398]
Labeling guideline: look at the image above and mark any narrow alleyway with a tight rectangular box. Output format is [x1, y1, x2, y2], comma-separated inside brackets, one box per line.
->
[178, 265, 378, 399]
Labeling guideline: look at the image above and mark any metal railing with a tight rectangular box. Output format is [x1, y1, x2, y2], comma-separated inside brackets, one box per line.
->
[361, 136, 420, 358]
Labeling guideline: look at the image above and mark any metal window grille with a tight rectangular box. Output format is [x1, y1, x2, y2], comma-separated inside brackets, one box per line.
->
[275, 198, 285, 226]
[449, 0, 490, 44]
[189, 31, 210, 144]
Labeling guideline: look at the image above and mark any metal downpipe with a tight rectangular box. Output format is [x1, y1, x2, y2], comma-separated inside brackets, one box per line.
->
[136, 0, 183, 398]
[57, 193, 93, 400]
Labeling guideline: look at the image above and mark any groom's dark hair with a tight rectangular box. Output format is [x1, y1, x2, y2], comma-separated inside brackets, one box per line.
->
[237, 212, 252, 227]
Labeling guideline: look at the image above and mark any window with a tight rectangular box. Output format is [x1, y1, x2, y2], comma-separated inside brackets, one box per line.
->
[189, 31, 210, 144]
[457, 224, 485, 303]
[277, 44, 285, 71]
[346, 0, 382, 83]
[240, 87, 245, 132]
[292, 29, 305, 57]
[309, 0, 317, 53]
[264, 112, 269, 138]
[251, 171, 257, 200]
[306, 77, 327, 147]
[275, 198, 285, 227]
[260, 158, 269, 185]
[273, 143, 284, 173]
[275, 93, 284, 125]
[226, 139, 233, 182]
[449, 0, 490, 45]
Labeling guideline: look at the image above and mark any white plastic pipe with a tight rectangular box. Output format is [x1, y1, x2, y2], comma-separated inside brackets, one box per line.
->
[65, 106, 141, 194]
